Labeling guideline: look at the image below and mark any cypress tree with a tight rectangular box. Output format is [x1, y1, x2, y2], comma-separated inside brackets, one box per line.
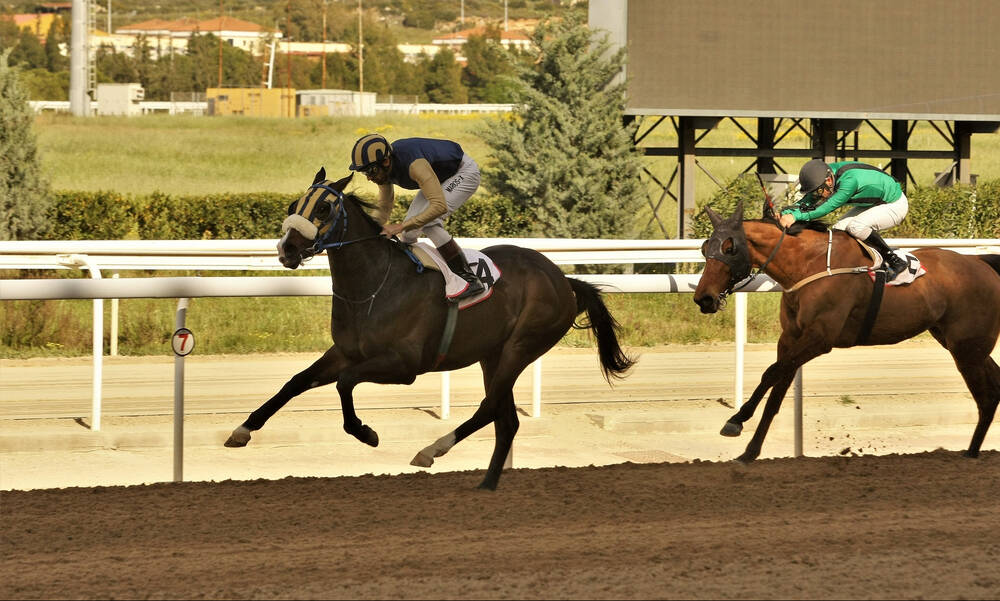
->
[479, 12, 645, 239]
[0, 49, 51, 240]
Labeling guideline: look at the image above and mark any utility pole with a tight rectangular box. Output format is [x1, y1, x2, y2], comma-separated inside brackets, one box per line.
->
[217, 0, 223, 87]
[69, 0, 90, 116]
[321, 0, 327, 89]
[286, 0, 292, 117]
[358, 0, 363, 94]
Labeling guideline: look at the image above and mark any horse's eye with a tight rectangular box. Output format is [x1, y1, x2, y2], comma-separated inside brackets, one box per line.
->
[314, 202, 332, 221]
[699, 240, 709, 257]
[723, 239, 737, 255]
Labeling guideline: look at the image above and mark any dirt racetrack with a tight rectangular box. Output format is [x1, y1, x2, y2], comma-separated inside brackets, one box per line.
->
[2, 450, 999, 600]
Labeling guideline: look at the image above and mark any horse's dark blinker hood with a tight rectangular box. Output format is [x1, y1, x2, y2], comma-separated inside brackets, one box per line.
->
[702, 201, 752, 292]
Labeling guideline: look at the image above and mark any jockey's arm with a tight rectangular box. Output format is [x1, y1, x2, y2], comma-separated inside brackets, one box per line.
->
[373, 183, 395, 225]
[400, 158, 448, 231]
[788, 178, 857, 221]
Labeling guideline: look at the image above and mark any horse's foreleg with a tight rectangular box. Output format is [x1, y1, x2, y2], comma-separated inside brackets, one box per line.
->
[225, 346, 346, 447]
[335, 352, 417, 447]
[730, 327, 832, 460]
[721, 362, 784, 437]
[736, 372, 796, 463]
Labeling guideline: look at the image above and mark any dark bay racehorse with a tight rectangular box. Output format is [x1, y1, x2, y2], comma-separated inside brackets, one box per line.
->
[693, 200, 1000, 463]
[225, 169, 635, 490]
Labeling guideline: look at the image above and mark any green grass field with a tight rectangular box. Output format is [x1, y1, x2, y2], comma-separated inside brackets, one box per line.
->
[6, 112, 994, 358]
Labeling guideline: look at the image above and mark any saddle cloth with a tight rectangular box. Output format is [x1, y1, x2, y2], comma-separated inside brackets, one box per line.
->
[409, 242, 501, 309]
[856, 239, 927, 286]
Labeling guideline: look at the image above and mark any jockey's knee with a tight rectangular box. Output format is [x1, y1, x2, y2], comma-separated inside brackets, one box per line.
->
[424, 224, 452, 247]
[843, 221, 873, 240]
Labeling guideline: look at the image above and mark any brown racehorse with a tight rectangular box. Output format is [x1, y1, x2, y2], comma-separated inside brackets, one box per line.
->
[693, 200, 1000, 463]
[224, 169, 635, 490]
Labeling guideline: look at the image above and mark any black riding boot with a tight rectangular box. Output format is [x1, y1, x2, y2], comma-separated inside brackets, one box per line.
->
[863, 232, 908, 280]
[438, 239, 485, 300]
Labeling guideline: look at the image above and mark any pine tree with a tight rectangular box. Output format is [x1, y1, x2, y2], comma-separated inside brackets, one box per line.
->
[0, 49, 51, 241]
[478, 12, 645, 239]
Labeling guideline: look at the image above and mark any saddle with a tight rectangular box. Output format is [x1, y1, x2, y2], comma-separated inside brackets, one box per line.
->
[406, 242, 500, 309]
[854, 238, 925, 286]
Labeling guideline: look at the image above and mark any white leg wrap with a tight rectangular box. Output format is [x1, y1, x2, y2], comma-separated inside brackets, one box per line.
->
[410, 432, 457, 468]
[225, 425, 252, 447]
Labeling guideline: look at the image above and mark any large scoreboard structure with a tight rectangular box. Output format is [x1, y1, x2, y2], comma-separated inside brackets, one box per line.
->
[590, 0, 1000, 237]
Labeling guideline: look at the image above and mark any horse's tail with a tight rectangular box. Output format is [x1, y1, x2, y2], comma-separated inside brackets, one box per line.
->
[978, 254, 1000, 278]
[568, 278, 636, 383]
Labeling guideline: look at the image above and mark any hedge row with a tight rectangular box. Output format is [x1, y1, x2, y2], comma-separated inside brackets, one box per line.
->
[46, 190, 532, 241]
[693, 176, 1000, 240]
[45, 178, 1000, 242]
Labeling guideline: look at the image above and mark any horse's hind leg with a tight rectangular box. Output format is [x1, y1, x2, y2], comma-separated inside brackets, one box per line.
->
[410, 354, 503, 468]
[225, 345, 347, 447]
[954, 355, 999, 458]
[930, 329, 1000, 457]
[411, 350, 526, 491]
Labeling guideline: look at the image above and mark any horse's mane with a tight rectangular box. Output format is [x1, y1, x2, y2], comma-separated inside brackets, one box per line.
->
[342, 192, 383, 231]
[756, 216, 829, 236]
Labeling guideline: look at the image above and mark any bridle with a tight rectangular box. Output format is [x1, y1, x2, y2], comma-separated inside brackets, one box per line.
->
[703, 222, 786, 304]
[293, 183, 383, 262]
[286, 182, 390, 314]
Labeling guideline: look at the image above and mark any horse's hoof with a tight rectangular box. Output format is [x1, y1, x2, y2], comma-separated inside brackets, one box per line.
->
[346, 423, 380, 447]
[410, 452, 434, 468]
[720, 421, 743, 437]
[734, 453, 756, 464]
[963, 449, 980, 459]
[360, 425, 379, 447]
[477, 480, 498, 492]
[224, 426, 251, 447]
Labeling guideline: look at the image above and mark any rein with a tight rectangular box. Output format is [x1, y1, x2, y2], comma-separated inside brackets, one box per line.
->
[306, 183, 383, 255]
[731, 226, 786, 294]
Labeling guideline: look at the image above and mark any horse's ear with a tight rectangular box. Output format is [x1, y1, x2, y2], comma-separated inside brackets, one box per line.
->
[332, 173, 353, 191]
[705, 206, 724, 228]
[312, 167, 326, 185]
[730, 199, 745, 224]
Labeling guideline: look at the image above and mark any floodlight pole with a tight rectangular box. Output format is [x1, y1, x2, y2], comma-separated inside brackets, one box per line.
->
[69, 0, 90, 116]
[358, 0, 364, 93]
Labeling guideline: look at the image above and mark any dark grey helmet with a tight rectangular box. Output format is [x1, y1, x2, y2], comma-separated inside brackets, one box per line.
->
[798, 159, 832, 195]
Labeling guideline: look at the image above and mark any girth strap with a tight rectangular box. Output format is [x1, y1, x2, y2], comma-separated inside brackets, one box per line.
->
[431, 301, 459, 370]
[856, 270, 887, 345]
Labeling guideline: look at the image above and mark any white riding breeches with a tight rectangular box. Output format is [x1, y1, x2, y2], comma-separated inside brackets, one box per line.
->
[832, 192, 909, 239]
[400, 154, 481, 246]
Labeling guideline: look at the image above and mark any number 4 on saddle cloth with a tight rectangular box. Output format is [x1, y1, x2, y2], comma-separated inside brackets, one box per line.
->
[402, 242, 500, 308]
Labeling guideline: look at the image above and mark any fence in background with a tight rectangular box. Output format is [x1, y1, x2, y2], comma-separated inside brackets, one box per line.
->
[28, 100, 514, 116]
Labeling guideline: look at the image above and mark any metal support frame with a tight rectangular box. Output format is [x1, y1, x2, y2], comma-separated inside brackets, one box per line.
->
[634, 115, 1000, 239]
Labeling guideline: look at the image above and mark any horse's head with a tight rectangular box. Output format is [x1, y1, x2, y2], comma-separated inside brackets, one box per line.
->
[693, 200, 752, 313]
[278, 168, 353, 269]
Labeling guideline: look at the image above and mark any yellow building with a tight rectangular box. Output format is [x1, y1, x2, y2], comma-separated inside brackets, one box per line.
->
[206, 88, 296, 118]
